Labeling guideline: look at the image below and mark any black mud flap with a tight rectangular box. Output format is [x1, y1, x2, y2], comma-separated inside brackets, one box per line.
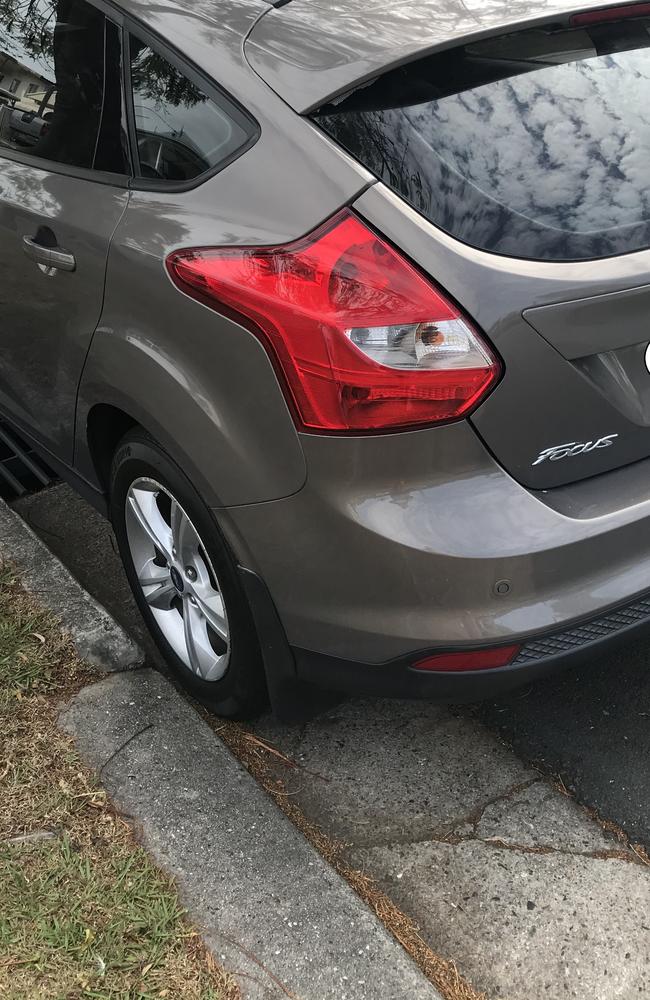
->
[237, 566, 343, 723]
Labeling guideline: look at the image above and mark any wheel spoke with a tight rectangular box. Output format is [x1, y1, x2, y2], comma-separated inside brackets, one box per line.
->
[145, 579, 177, 611]
[182, 599, 223, 680]
[182, 599, 203, 677]
[136, 557, 169, 588]
[128, 490, 173, 563]
[139, 574, 165, 586]
[193, 589, 228, 642]
[171, 499, 199, 563]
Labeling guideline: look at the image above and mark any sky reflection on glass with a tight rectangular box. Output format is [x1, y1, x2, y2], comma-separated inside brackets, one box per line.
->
[321, 28, 650, 260]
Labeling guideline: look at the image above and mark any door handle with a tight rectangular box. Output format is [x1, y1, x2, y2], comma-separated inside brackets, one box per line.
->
[22, 235, 76, 273]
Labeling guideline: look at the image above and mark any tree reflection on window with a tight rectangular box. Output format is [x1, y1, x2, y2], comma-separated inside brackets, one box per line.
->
[0, 0, 56, 63]
[130, 38, 205, 109]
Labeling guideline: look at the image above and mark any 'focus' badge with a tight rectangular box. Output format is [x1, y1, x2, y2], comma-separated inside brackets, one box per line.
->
[532, 434, 618, 466]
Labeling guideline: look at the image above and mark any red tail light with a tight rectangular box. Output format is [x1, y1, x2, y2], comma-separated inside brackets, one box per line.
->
[570, 2, 650, 23]
[167, 211, 501, 433]
[413, 645, 521, 672]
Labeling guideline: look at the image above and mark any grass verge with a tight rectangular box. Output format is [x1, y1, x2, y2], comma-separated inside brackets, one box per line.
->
[0, 563, 239, 1000]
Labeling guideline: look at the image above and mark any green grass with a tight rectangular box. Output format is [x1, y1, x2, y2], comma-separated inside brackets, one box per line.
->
[0, 564, 238, 1000]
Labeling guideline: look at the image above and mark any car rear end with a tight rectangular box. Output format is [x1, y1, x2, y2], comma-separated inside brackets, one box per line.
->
[222, 1, 650, 697]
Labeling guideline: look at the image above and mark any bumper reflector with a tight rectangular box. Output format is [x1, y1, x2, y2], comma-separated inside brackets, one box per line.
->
[413, 645, 521, 672]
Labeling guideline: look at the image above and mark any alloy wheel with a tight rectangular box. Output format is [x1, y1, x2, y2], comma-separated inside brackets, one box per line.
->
[125, 478, 230, 682]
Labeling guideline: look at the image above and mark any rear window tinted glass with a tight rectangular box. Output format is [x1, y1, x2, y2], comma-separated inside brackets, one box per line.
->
[0, 0, 128, 174]
[316, 15, 650, 261]
[129, 34, 251, 183]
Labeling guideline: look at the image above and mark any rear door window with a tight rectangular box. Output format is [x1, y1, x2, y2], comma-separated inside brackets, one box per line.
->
[128, 34, 252, 184]
[316, 11, 650, 261]
[0, 0, 128, 174]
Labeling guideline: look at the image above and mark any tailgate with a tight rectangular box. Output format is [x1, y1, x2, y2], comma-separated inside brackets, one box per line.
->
[473, 284, 650, 489]
[314, 7, 650, 489]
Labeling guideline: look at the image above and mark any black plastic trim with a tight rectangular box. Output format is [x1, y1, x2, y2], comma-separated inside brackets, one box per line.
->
[0, 409, 107, 516]
[292, 594, 650, 702]
[237, 567, 342, 722]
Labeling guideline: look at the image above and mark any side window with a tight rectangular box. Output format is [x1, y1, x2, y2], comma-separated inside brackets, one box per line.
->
[0, 0, 129, 174]
[128, 34, 251, 183]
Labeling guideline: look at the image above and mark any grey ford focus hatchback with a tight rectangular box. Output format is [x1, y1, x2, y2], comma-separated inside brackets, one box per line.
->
[2, 0, 650, 718]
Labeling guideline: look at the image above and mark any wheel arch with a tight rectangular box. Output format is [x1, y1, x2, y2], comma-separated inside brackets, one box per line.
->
[75, 311, 307, 508]
[76, 388, 226, 509]
[85, 403, 139, 495]
[79, 397, 327, 722]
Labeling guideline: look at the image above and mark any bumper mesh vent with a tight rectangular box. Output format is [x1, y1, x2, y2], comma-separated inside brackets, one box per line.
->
[514, 596, 650, 663]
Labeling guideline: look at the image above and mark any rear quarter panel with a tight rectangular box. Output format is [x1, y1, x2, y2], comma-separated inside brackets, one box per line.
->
[76, 43, 374, 505]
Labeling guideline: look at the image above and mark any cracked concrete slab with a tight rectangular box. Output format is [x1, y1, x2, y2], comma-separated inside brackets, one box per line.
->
[477, 640, 650, 850]
[472, 780, 628, 855]
[257, 699, 650, 1000]
[257, 699, 536, 847]
[351, 840, 649, 1000]
[60, 669, 443, 1000]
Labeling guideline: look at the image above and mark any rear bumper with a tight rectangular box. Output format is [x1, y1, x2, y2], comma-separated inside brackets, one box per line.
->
[223, 421, 650, 666]
[292, 588, 650, 701]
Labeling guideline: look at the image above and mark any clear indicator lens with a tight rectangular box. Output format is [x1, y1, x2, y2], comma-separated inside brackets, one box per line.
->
[346, 319, 493, 371]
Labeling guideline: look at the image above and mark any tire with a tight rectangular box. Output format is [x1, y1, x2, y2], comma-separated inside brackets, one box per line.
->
[109, 428, 267, 719]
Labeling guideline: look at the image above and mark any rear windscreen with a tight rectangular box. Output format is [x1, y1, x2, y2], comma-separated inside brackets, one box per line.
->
[315, 14, 650, 261]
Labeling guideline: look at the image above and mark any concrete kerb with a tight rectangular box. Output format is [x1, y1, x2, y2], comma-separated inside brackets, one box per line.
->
[60, 669, 445, 1000]
[0, 497, 143, 672]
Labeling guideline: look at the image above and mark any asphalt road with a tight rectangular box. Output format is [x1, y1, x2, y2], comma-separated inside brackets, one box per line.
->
[14, 483, 650, 850]
[477, 639, 650, 847]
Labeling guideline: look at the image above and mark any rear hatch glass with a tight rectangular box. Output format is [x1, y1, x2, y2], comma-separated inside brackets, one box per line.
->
[315, 12, 650, 262]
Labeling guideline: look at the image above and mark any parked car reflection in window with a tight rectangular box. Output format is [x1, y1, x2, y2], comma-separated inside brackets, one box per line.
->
[0, 0, 127, 174]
